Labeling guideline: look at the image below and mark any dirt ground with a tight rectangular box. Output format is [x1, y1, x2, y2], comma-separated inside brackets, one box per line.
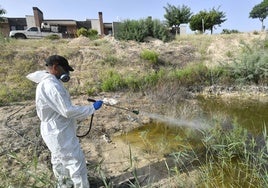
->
[1, 91, 193, 187]
[1, 32, 268, 187]
[2, 89, 267, 187]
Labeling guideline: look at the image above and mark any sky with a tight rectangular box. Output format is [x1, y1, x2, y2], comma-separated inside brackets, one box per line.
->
[0, 0, 265, 33]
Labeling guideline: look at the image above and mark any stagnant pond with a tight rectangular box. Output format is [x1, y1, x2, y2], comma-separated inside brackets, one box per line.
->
[117, 96, 268, 154]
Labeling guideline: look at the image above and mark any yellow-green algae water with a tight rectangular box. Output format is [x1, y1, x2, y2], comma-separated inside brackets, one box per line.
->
[117, 97, 268, 154]
[118, 121, 204, 155]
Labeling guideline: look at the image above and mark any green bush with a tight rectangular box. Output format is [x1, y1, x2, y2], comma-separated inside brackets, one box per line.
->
[115, 17, 170, 42]
[175, 63, 210, 86]
[125, 75, 143, 92]
[100, 70, 126, 91]
[140, 49, 159, 64]
[221, 29, 240, 34]
[76, 28, 88, 37]
[76, 28, 99, 39]
[227, 48, 268, 84]
[88, 29, 98, 36]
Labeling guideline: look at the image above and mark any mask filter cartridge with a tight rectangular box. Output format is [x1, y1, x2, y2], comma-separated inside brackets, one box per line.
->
[60, 74, 70, 82]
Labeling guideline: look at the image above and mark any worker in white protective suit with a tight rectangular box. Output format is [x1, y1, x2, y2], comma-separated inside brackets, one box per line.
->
[26, 55, 103, 188]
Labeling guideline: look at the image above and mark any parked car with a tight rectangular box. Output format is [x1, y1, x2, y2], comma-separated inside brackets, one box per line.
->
[9, 26, 62, 39]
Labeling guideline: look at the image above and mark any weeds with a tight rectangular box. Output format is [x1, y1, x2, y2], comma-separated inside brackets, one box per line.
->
[1, 32, 268, 187]
[129, 114, 268, 187]
[140, 49, 159, 65]
[0, 151, 55, 188]
[174, 63, 211, 86]
[1, 33, 268, 104]
[100, 70, 126, 91]
[198, 123, 268, 187]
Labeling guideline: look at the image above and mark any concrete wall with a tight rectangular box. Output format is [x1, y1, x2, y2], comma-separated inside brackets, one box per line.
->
[91, 19, 101, 34]
[179, 24, 187, 35]
[26, 15, 35, 28]
[112, 22, 121, 36]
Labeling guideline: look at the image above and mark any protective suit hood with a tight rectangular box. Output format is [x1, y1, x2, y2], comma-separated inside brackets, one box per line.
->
[26, 70, 50, 83]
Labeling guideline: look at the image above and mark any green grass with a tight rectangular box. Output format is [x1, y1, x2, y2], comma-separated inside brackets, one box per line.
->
[140, 49, 159, 65]
[198, 124, 268, 187]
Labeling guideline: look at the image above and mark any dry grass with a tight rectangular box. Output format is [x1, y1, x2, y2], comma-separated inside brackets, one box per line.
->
[1, 32, 268, 187]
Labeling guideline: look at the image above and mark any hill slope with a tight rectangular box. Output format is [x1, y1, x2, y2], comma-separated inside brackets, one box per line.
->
[0, 32, 267, 187]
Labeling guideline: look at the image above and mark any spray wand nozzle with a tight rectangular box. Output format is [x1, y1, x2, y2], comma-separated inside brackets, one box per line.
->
[87, 98, 139, 115]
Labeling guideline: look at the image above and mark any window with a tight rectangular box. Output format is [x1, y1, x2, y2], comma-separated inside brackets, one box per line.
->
[10, 26, 16, 31]
[29, 27, 38, 31]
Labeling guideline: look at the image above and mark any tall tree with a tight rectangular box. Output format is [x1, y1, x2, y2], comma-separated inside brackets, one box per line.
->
[189, 10, 208, 34]
[189, 7, 226, 34]
[249, 0, 268, 31]
[0, 6, 6, 22]
[163, 3, 192, 28]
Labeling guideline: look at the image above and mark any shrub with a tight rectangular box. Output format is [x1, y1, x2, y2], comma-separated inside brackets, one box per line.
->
[76, 28, 99, 39]
[175, 63, 210, 86]
[227, 47, 268, 84]
[221, 29, 239, 34]
[76, 28, 88, 37]
[114, 19, 147, 42]
[100, 70, 126, 91]
[140, 49, 159, 65]
[115, 17, 170, 42]
[142, 69, 165, 89]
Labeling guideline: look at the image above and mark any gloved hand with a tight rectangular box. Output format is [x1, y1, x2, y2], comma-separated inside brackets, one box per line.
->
[93, 100, 103, 110]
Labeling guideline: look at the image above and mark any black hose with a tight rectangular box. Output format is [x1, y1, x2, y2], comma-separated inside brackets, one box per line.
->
[77, 114, 94, 138]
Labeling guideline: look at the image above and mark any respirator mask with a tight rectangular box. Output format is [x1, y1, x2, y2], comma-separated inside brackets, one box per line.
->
[57, 66, 70, 82]
[45, 55, 74, 82]
[60, 73, 70, 82]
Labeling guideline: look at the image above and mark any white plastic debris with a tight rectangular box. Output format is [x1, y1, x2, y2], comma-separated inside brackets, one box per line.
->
[103, 98, 118, 105]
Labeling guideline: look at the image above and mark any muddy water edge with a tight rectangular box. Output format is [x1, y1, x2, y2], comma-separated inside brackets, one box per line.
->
[116, 95, 268, 154]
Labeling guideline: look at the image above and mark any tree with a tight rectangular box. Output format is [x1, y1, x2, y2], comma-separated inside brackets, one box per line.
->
[189, 10, 208, 34]
[0, 6, 6, 22]
[189, 7, 226, 34]
[249, 0, 268, 31]
[163, 3, 192, 33]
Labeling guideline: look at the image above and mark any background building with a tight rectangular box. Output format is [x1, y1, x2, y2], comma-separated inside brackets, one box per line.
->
[0, 7, 117, 38]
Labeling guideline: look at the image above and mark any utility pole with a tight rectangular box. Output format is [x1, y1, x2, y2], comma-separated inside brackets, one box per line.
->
[202, 18, 204, 33]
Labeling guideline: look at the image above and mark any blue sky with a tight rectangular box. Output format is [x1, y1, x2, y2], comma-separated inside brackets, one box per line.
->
[0, 0, 265, 33]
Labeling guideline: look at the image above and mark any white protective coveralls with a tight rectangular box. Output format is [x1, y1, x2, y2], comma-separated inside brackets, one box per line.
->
[27, 70, 95, 188]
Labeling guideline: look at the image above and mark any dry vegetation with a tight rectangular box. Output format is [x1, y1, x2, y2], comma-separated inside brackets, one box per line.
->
[1, 32, 268, 187]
